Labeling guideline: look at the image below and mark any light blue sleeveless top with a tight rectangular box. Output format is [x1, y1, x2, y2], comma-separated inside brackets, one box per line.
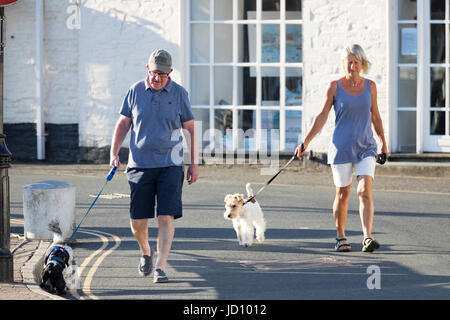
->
[328, 78, 377, 164]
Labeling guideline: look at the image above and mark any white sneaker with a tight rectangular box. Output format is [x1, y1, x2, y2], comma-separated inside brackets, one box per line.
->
[153, 268, 168, 283]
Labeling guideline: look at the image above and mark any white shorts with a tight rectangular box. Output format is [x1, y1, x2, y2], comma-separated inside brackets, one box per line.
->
[330, 156, 376, 187]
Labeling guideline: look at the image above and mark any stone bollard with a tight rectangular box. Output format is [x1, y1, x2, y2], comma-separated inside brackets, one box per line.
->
[23, 180, 76, 241]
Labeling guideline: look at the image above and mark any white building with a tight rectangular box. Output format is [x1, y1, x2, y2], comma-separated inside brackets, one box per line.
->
[2, 0, 450, 162]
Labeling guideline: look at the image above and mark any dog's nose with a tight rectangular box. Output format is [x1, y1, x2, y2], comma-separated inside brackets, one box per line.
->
[227, 214, 232, 219]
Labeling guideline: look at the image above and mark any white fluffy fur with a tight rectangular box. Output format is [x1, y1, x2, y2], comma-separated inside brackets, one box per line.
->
[223, 183, 266, 247]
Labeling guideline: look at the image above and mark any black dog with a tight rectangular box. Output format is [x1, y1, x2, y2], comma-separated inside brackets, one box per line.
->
[40, 245, 71, 295]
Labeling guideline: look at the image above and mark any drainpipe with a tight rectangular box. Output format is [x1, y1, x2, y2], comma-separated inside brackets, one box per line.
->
[35, 0, 44, 160]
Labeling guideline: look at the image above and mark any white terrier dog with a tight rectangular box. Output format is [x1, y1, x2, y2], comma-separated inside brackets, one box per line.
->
[223, 183, 266, 247]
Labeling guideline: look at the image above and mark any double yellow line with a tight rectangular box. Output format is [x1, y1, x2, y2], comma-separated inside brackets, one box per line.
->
[71, 229, 121, 300]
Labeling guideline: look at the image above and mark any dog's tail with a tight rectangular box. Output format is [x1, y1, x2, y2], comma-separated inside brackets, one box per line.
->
[48, 218, 64, 244]
[246, 183, 254, 197]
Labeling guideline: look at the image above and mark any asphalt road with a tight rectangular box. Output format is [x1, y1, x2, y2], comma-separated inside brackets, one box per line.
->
[8, 163, 450, 300]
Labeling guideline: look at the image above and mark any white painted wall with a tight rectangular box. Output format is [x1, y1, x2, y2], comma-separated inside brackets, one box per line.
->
[4, 0, 182, 148]
[4, 0, 389, 154]
[302, 0, 389, 153]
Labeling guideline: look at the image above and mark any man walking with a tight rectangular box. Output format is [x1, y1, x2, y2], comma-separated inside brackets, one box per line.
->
[110, 49, 198, 283]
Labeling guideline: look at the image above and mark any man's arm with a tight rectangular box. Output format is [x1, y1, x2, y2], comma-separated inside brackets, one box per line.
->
[182, 119, 198, 184]
[110, 115, 132, 168]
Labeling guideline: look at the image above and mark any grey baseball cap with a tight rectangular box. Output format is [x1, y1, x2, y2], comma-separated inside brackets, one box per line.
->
[148, 49, 172, 73]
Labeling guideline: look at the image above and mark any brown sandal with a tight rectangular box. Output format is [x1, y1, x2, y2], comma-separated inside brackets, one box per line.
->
[335, 237, 352, 252]
[362, 237, 380, 252]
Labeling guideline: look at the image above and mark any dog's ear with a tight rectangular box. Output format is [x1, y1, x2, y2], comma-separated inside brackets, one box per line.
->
[224, 194, 233, 202]
[234, 194, 244, 205]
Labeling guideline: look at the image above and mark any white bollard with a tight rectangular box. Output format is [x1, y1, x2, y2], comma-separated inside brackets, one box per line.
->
[23, 180, 76, 241]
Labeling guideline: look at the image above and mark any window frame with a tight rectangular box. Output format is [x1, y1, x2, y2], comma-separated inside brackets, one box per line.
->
[393, 0, 450, 153]
[184, 0, 303, 153]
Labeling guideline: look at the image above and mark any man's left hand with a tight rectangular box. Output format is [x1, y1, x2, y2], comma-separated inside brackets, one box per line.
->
[187, 164, 199, 184]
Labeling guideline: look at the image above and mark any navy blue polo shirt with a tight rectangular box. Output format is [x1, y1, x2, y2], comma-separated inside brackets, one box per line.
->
[120, 77, 194, 168]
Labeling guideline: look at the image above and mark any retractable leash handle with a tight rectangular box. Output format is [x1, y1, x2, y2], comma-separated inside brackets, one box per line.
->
[106, 166, 117, 181]
[66, 166, 118, 244]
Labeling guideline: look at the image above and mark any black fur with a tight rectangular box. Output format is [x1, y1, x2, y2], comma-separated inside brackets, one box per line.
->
[40, 246, 70, 295]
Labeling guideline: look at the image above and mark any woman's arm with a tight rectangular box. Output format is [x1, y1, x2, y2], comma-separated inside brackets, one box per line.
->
[295, 80, 337, 158]
[369, 81, 388, 156]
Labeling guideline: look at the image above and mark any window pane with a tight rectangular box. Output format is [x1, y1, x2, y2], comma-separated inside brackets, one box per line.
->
[192, 108, 210, 149]
[237, 110, 256, 151]
[398, 111, 416, 152]
[398, 67, 417, 108]
[262, 67, 280, 106]
[431, 67, 445, 108]
[262, 24, 280, 62]
[263, 0, 280, 13]
[191, 0, 209, 21]
[261, 110, 280, 151]
[191, 66, 209, 105]
[239, 0, 256, 19]
[237, 67, 256, 105]
[262, 110, 280, 129]
[214, 67, 233, 105]
[286, 68, 302, 106]
[430, 0, 445, 20]
[398, 0, 417, 20]
[286, 24, 302, 62]
[431, 24, 445, 63]
[285, 110, 302, 150]
[214, 0, 233, 20]
[191, 24, 210, 62]
[286, 0, 302, 20]
[247, 23, 258, 62]
[237, 24, 255, 62]
[214, 24, 233, 62]
[430, 111, 445, 135]
[398, 24, 417, 63]
[214, 109, 233, 149]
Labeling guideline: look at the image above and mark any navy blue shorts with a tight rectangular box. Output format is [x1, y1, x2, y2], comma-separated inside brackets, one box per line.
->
[126, 166, 184, 220]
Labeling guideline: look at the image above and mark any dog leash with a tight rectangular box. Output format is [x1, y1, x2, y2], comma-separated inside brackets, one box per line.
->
[243, 144, 303, 205]
[66, 166, 117, 244]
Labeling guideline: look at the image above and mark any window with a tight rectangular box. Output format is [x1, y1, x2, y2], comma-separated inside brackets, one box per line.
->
[394, 0, 450, 153]
[396, 0, 418, 152]
[187, 0, 303, 153]
[429, 0, 448, 138]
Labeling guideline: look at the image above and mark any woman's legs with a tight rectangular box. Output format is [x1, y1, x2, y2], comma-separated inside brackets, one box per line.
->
[333, 185, 351, 238]
[356, 175, 374, 238]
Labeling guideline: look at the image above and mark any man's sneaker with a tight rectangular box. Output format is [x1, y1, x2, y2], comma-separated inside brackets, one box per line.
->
[138, 253, 153, 277]
[153, 268, 169, 283]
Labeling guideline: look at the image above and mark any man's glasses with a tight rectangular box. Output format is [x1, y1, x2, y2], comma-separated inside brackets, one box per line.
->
[149, 71, 169, 79]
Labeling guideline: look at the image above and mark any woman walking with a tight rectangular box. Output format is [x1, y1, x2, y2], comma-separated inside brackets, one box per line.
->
[295, 44, 388, 252]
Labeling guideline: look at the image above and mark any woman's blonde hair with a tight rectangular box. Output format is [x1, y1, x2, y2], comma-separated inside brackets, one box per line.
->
[341, 44, 371, 74]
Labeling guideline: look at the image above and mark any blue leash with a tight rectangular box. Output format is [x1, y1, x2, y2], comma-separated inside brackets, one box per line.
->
[66, 166, 117, 244]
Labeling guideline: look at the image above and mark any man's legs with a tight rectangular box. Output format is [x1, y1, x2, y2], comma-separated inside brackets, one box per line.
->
[130, 216, 175, 271]
[130, 218, 151, 256]
[155, 215, 175, 272]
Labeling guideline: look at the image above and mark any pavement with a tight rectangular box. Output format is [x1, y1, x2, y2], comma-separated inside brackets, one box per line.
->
[1, 155, 450, 301]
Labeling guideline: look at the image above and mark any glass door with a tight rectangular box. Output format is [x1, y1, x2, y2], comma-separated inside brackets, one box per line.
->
[396, 0, 418, 152]
[424, 0, 450, 151]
